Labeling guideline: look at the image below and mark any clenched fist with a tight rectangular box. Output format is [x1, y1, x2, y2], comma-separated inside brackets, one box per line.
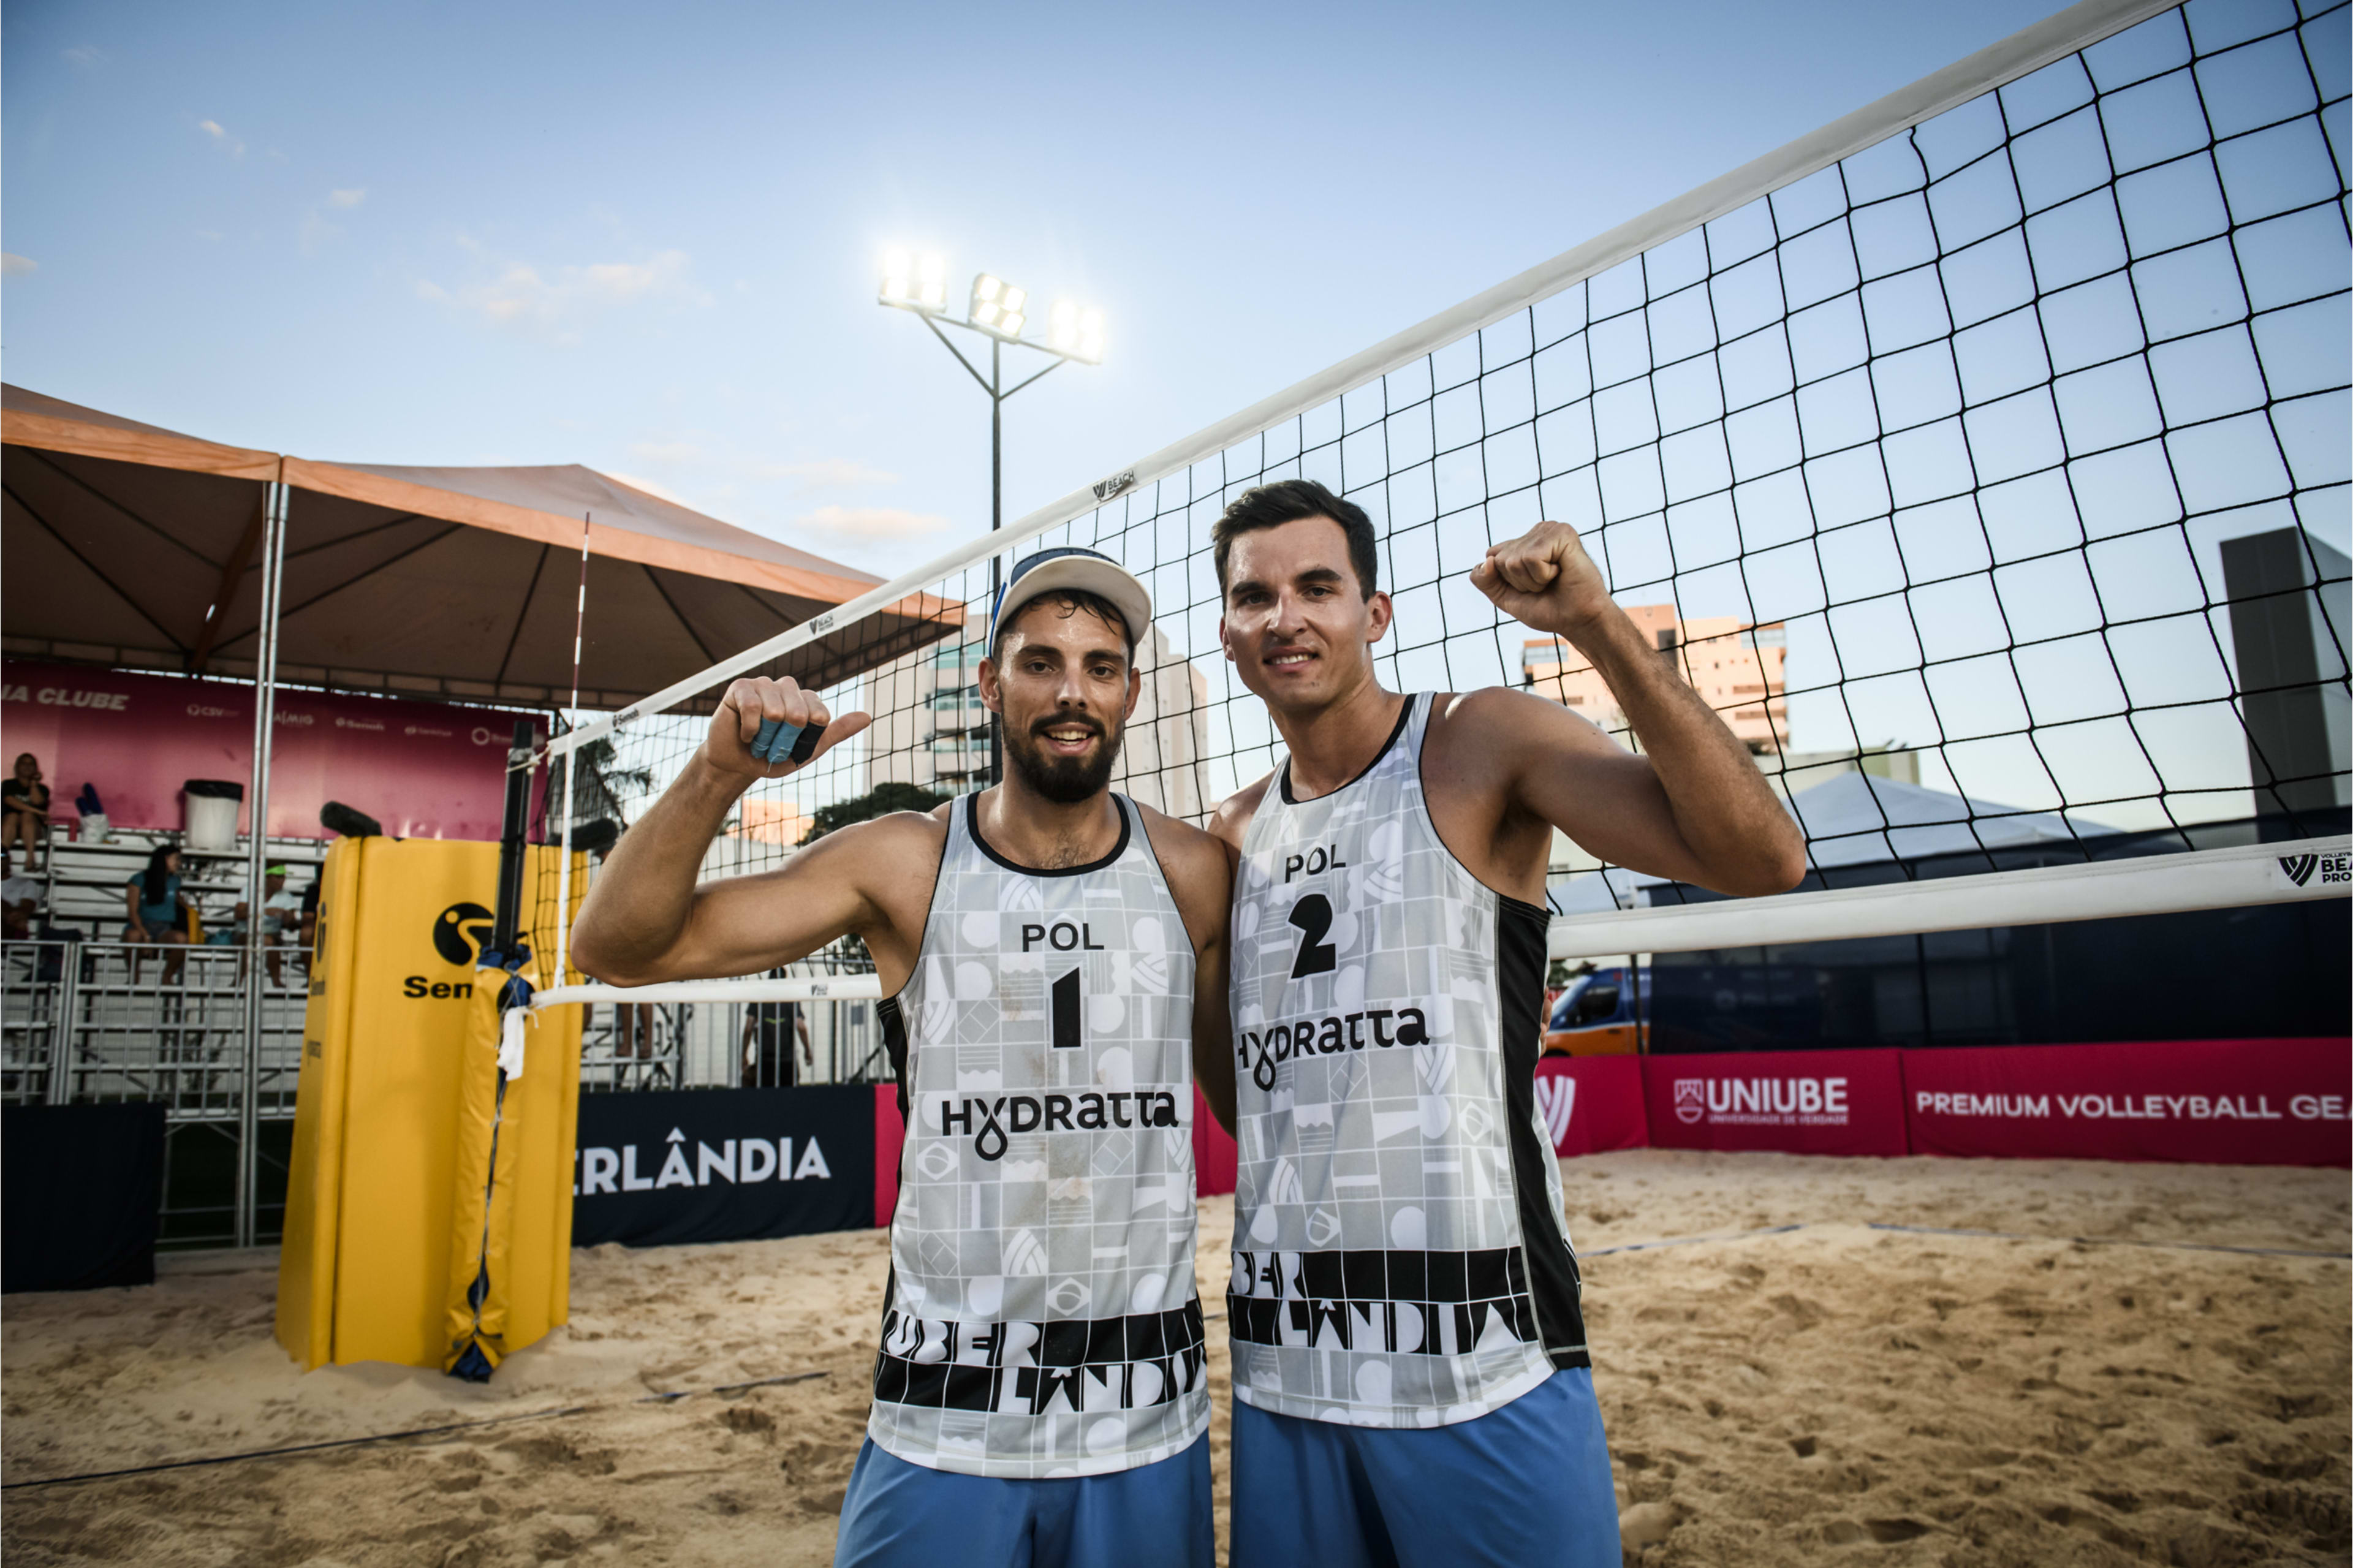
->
[1469, 520, 1615, 642]
[700, 675, 871, 781]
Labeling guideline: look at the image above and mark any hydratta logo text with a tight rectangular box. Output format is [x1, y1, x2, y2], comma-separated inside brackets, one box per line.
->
[1239, 1006, 1432, 1091]
[938, 1091, 1183, 1160]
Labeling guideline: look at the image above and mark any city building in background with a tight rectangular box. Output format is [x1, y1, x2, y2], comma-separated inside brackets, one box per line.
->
[1522, 604, 1788, 757]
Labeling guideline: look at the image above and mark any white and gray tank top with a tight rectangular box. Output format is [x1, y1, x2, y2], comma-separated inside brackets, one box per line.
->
[1228, 692, 1586, 1428]
[871, 792, 1207, 1478]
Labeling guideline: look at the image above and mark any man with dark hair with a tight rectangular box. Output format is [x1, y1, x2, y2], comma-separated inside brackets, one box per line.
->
[741, 972, 813, 1086]
[1203, 479, 1805, 1567]
[570, 546, 1233, 1568]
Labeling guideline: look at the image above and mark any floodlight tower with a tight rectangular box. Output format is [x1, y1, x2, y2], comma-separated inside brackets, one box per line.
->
[877, 249, 1106, 784]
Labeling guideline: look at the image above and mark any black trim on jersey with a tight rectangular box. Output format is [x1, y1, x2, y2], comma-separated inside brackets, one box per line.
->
[872, 1300, 1208, 1414]
[1227, 1246, 1545, 1354]
[1496, 895, 1590, 1370]
[966, 790, 1134, 877]
[1278, 694, 1417, 805]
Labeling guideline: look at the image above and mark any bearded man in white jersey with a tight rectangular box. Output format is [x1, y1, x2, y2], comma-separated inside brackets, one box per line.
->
[1200, 480, 1805, 1567]
[572, 548, 1235, 1568]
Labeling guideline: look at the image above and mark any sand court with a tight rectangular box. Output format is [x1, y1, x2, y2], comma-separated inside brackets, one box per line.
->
[4, 1150, 2345, 1566]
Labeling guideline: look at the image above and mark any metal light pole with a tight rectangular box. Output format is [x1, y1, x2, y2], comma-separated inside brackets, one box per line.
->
[878, 254, 1105, 786]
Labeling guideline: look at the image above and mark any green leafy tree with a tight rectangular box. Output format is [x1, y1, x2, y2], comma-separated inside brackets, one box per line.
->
[799, 781, 949, 846]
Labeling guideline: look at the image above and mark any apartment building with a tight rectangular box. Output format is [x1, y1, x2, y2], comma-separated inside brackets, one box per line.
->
[1522, 603, 1789, 755]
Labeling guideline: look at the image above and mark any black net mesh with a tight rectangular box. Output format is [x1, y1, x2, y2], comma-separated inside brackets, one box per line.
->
[533, 0, 2349, 1002]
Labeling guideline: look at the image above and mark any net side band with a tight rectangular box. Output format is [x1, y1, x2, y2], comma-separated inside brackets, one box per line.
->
[1550, 837, 2352, 960]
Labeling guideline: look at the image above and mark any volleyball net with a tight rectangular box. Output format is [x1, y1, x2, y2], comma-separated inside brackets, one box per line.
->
[530, 0, 2350, 1021]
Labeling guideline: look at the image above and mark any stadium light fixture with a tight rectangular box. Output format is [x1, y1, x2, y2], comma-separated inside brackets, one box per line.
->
[879, 249, 949, 312]
[1048, 301, 1105, 364]
[873, 249, 1109, 786]
[969, 274, 1029, 340]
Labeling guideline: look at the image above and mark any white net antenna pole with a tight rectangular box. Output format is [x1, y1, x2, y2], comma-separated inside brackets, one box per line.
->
[551, 512, 590, 986]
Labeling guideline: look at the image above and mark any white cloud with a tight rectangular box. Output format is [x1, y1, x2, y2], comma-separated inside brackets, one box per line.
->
[627, 441, 706, 464]
[1, 254, 36, 277]
[327, 187, 366, 208]
[62, 45, 101, 67]
[421, 246, 708, 344]
[795, 505, 950, 539]
[197, 118, 246, 157]
[757, 458, 900, 490]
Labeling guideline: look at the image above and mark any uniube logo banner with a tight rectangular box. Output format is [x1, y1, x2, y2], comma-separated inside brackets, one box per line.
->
[1640, 1048, 1910, 1157]
[572, 1086, 876, 1248]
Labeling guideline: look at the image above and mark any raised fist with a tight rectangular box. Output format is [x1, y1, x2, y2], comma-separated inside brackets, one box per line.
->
[1469, 520, 1615, 641]
[701, 675, 870, 781]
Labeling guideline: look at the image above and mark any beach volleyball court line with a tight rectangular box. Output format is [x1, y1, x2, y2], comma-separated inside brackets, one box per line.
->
[1, 1369, 832, 1492]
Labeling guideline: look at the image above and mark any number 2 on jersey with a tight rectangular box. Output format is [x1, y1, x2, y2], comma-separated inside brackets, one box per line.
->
[1287, 894, 1336, 979]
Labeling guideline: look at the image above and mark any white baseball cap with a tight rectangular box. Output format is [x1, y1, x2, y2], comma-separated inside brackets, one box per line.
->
[989, 547, 1152, 652]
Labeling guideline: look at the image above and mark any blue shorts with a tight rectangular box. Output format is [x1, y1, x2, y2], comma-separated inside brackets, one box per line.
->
[1230, 1369, 1620, 1568]
[834, 1434, 1214, 1568]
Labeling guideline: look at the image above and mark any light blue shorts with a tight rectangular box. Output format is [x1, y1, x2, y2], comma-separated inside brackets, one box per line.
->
[834, 1434, 1214, 1568]
[1230, 1368, 1620, 1568]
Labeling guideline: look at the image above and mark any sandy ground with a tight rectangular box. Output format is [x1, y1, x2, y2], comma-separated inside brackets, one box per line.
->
[4, 1151, 2346, 1567]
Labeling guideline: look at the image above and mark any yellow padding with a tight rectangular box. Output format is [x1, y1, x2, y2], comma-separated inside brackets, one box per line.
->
[276, 839, 583, 1371]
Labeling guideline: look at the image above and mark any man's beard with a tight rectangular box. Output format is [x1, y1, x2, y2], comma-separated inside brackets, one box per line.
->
[1002, 714, 1124, 805]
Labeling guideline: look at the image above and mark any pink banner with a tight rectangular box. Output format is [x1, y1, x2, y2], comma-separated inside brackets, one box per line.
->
[1194, 1086, 1237, 1197]
[2, 659, 542, 842]
[874, 1086, 905, 1229]
[1905, 1039, 2352, 1168]
[1643, 1048, 1909, 1157]
[1534, 1055, 1651, 1156]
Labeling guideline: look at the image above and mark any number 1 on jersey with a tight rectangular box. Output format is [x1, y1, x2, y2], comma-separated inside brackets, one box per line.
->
[1051, 968, 1082, 1049]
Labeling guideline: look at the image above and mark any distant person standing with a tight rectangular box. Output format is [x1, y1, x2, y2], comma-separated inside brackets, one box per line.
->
[124, 846, 190, 985]
[741, 977, 813, 1086]
[3, 753, 51, 866]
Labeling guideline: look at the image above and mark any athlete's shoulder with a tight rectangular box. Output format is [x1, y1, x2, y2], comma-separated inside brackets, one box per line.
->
[800, 803, 950, 868]
[1208, 771, 1275, 853]
[1132, 801, 1232, 940]
[1431, 684, 1606, 751]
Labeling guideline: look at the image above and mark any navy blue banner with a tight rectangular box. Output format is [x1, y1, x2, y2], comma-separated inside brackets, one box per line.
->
[572, 1086, 874, 1248]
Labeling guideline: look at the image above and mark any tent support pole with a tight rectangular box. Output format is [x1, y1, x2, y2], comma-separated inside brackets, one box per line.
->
[235, 473, 288, 1251]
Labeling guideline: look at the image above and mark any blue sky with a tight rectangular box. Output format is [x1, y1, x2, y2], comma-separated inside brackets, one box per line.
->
[2, 0, 2084, 584]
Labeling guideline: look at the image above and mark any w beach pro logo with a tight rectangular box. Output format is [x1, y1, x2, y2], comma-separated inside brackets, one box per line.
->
[2277, 850, 2351, 888]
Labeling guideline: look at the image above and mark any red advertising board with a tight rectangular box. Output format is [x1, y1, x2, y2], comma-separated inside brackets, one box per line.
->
[1642, 1048, 1909, 1157]
[1905, 1038, 2352, 1168]
[1194, 1086, 1238, 1197]
[2, 659, 542, 842]
[1534, 1055, 1651, 1156]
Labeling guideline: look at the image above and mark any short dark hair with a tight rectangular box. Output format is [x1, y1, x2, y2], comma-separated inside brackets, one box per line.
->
[990, 589, 1133, 664]
[1211, 479, 1379, 598]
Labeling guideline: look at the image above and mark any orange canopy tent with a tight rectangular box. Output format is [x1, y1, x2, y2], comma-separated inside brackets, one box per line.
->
[1, 383, 957, 710]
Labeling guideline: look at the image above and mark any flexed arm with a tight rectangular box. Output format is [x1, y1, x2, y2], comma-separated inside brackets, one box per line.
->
[569, 676, 874, 985]
[1470, 521, 1807, 898]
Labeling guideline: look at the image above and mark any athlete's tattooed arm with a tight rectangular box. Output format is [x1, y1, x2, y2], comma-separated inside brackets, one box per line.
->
[1464, 521, 1808, 899]
[570, 675, 938, 988]
[1143, 803, 1238, 1134]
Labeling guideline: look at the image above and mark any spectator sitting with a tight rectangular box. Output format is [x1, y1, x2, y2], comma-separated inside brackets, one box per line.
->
[124, 845, 190, 985]
[2, 754, 50, 867]
[1, 853, 40, 941]
[220, 865, 303, 985]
